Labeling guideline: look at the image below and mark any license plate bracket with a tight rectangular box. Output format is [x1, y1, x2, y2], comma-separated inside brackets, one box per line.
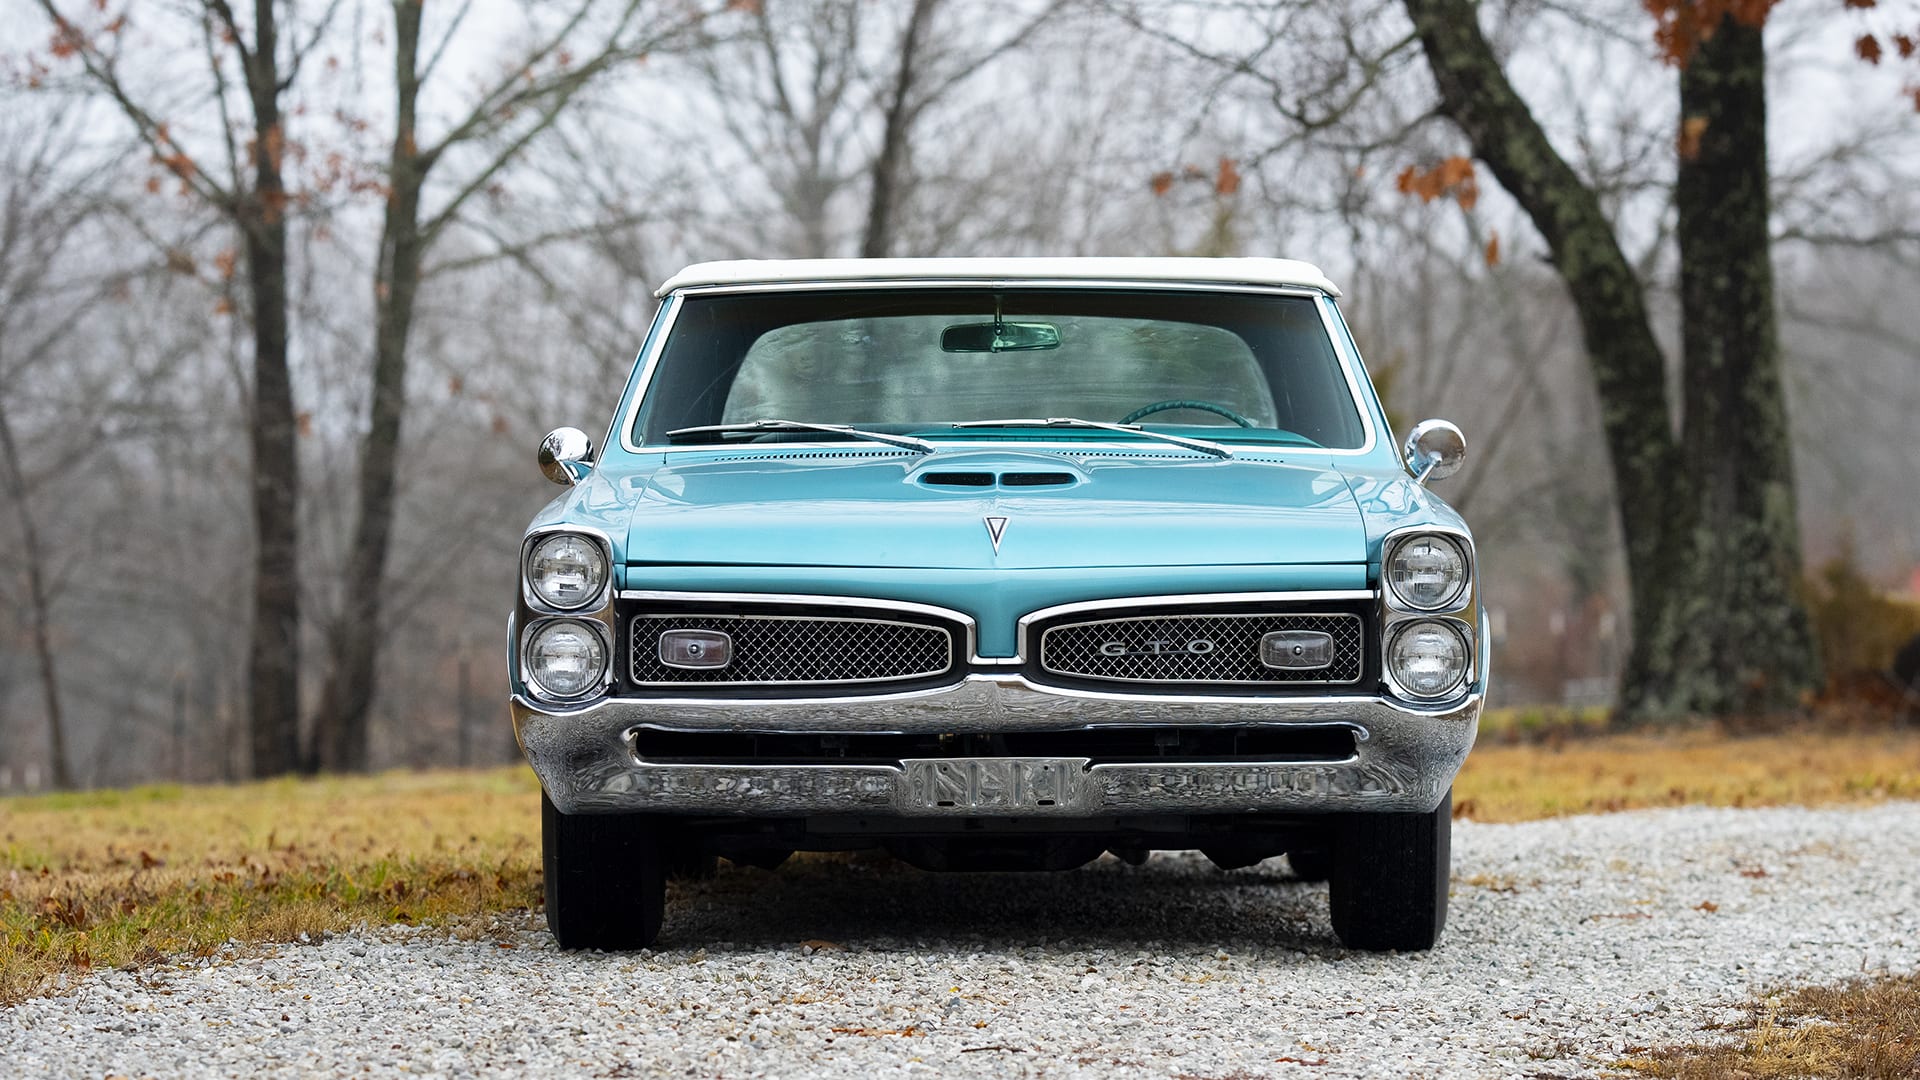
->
[899, 757, 1090, 814]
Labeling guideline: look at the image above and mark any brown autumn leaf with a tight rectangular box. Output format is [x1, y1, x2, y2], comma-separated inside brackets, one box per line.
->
[214, 296, 234, 316]
[448, 375, 464, 397]
[1678, 115, 1710, 161]
[1394, 157, 1479, 210]
[1858, 33, 1884, 64]
[1149, 171, 1174, 197]
[1483, 231, 1501, 268]
[213, 249, 238, 281]
[296, 412, 314, 438]
[1893, 33, 1916, 58]
[1214, 156, 1241, 196]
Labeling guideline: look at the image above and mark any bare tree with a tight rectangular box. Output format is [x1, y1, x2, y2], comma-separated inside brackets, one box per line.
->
[32, 0, 340, 773]
[307, 0, 716, 771]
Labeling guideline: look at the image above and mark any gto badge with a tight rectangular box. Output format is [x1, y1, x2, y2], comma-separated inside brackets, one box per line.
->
[1099, 638, 1216, 657]
[984, 515, 1009, 553]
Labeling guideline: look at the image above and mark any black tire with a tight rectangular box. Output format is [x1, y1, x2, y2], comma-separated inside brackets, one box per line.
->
[541, 792, 666, 950]
[1328, 789, 1451, 951]
[1286, 848, 1332, 883]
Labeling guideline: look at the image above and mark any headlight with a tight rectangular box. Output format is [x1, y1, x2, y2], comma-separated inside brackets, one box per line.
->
[1387, 534, 1469, 610]
[527, 533, 607, 610]
[525, 619, 608, 700]
[1387, 619, 1470, 699]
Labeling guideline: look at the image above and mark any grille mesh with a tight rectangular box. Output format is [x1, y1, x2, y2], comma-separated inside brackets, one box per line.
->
[630, 614, 953, 685]
[1040, 612, 1363, 684]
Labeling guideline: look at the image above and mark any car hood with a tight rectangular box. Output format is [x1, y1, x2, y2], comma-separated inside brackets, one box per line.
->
[616, 450, 1366, 570]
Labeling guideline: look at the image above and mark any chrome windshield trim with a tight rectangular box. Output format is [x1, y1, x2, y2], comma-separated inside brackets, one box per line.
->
[615, 282, 1380, 457]
[618, 589, 987, 665]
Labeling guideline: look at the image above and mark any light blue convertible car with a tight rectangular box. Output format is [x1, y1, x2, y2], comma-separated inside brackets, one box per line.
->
[510, 257, 1484, 951]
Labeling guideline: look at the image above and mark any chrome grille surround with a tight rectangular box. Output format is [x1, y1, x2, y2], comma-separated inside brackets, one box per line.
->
[1039, 612, 1364, 685]
[629, 613, 954, 686]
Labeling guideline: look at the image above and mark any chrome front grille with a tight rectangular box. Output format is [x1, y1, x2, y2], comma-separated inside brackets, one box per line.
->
[1039, 612, 1364, 685]
[629, 613, 954, 686]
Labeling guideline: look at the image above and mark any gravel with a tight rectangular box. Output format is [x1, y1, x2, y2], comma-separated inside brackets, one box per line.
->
[6, 801, 1918, 1079]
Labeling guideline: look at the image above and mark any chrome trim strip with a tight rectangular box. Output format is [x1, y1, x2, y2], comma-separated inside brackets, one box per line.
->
[615, 293, 685, 455]
[669, 279, 1333, 298]
[617, 588, 1375, 668]
[513, 673, 1477, 732]
[628, 612, 954, 687]
[618, 589, 987, 664]
[614, 282, 1379, 457]
[1038, 611, 1363, 685]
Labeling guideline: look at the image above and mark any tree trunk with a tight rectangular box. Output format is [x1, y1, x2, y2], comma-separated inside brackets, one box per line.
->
[1401, 0, 1696, 716]
[860, 0, 939, 258]
[244, 0, 303, 777]
[1655, 15, 1819, 714]
[309, 0, 429, 772]
[0, 406, 73, 788]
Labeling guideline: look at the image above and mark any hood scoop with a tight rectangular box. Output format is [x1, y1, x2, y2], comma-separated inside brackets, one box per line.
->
[919, 470, 1078, 489]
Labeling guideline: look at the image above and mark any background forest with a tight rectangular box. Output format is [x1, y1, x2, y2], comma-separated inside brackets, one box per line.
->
[2, 0, 1918, 788]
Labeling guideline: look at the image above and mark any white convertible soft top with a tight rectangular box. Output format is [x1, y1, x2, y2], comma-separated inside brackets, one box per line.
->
[654, 257, 1341, 298]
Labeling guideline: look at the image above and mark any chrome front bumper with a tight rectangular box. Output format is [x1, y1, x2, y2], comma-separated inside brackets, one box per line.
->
[513, 675, 1481, 818]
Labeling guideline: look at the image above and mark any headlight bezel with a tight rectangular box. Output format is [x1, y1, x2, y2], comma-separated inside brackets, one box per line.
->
[520, 616, 613, 702]
[1383, 618, 1472, 700]
[521, 527, 613, 614]
[1384, 531, 1471, 612]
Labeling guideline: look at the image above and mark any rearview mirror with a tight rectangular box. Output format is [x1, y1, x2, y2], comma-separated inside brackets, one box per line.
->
[539, 427, 594, 486]
[1403, 419, 1466, 485]
[941, 321, 1061, 353]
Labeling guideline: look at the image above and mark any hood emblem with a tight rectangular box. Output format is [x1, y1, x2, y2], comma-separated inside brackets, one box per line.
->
[984, 516, 1009, 553]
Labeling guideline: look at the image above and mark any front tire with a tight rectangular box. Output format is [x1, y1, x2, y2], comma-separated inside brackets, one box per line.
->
[542, 792, 666, 950]
[1328, 789, 1451, 951]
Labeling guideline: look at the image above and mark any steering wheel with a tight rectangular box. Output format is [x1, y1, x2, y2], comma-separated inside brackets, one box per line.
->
[1119, 399, 1257, 428]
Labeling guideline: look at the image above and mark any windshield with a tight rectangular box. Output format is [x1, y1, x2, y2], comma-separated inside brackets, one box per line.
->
[629, 288, 1368, 450]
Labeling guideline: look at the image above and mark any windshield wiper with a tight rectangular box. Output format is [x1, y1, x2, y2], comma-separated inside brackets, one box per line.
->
[949, 417, 1234, 460]
[667, 419, 935, 454]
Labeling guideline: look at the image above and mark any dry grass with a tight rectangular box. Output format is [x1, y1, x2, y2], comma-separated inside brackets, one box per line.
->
[1618, 974, 1920, 1078]
[1453, 729, 1920, 823]
[0, 768, 543, 1005]
[2, 726, 1917, 1006]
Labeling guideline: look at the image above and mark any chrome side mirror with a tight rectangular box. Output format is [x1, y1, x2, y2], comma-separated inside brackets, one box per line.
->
[539, 427, 594, 486]
[1403, 419, 1466, 485]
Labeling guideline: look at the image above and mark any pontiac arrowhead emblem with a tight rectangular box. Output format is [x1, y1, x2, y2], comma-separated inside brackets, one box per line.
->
[984, 516, 1009, 553]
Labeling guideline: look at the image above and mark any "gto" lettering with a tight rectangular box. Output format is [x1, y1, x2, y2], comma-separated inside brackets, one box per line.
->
[1098, 638, 1215, 657]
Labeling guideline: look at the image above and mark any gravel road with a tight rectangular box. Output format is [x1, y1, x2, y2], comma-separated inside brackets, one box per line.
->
[6, 802, 1918, 1079]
